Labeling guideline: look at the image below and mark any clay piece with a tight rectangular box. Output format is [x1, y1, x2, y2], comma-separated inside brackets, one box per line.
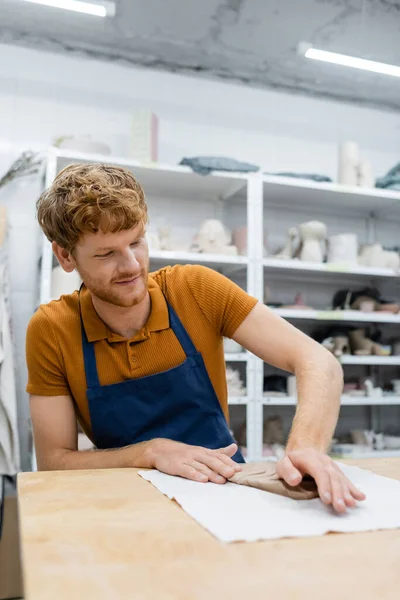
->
[298, 221, 327, 263]
[338, 141, 359, 186]
[349, 329, 391, 357]
[191, 219, 238, 255]
[274, 226, 298, 260]
[364, 379, 383, 398]
[327, 233, 358, 265]
[229, 462, 319, 500]
[226, 367, 246, 397]
[322, 335, 350, 358]
[358, 243, 400, 270]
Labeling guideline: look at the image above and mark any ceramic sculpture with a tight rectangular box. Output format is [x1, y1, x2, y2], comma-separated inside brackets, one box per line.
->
[338, 141, 359, 186]
[191, 219, 237, 255]
[358, 243, 400, 270]
[274, 226, 298, 260]
[298, 221, 327, 263]
[226, 367, 246, 396]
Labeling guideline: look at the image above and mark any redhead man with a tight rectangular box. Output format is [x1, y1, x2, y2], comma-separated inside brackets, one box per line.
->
[26, 163, 365, 513]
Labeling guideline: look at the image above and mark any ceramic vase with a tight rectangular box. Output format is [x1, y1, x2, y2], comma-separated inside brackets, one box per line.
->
[327, 233, 358, 264]
[338, 141, 359, 186]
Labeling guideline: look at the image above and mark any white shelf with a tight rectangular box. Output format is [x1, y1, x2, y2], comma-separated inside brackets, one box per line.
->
[331, 449, 400, 459]
[262, 174, 400, 218]
[53, 149, 248, 202]
[225, 353, 248, 362]
[340, 356, 400, 366]
[263, 258, 398, 280]
[272, 308, 400, 324]
[228, 396, 248, 405]
[263, 395, 400, 406]
[150, 250, 247, 271]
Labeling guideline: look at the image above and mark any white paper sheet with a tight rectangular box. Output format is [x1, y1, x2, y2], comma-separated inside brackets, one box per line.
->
[139, 463, 400, 543]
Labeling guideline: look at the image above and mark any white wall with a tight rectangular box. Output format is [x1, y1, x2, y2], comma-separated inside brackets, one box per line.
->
[0, 43, 399, 468]
[1, 44, 400, 177]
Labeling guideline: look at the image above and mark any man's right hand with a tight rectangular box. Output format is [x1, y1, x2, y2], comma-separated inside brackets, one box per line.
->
[147, 439, 242, 484]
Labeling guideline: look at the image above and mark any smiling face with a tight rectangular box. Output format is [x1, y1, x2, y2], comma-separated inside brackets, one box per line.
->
[73, 224, 149, 307]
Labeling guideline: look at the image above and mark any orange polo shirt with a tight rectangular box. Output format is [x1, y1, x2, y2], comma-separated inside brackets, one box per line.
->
[26, 264, 257, 442]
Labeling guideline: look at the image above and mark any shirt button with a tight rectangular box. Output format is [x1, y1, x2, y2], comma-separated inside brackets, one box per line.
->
[132, 357, 137, 363]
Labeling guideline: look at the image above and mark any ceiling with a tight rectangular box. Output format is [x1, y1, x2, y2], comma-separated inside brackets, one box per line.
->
[1, 0, 400, 111]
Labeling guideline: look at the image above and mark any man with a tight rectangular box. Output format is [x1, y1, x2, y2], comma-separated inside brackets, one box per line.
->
[27, 163, 365, 513]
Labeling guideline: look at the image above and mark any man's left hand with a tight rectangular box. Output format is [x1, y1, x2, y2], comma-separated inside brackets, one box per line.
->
[276, 448, 366, 513]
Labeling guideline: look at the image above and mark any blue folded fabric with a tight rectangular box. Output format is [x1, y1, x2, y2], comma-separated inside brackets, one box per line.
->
[376, 163, 400, 189]
[264, 172, 332, 183]
[179, 156, 259, 176]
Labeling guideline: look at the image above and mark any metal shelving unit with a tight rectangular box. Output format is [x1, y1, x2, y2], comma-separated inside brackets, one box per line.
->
[38, 148, 400, 464]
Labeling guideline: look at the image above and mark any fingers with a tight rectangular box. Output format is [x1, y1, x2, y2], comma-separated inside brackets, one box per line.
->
[345, 477, 366, 501]
[214, 451, 242, 472]
[312, 468, 332, 506]
[329, 467, 347, 513]
[276, 456, 302, 486]
[178, 464, 208, 483]
[190, 460, 226, 484]
[195, 453, 238, 480]
[218, 443, 239, 457]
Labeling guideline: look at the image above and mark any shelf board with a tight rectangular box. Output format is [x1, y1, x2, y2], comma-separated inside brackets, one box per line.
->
[340, 356, 400, 366]
[149, 250, 247, 272]
[228, 396, 248, 405]
[53, 149, 248, 202]
[224, 353, 248, 362]
[331, 449, 400, 459]
[272, 308, 400, 324]
[262, 174, 400, 218]
[263, 258, 398, 280]
[263, 395, 400, 406]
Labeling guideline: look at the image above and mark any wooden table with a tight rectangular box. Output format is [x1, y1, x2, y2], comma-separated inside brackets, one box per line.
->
[18, 458, 400, 600]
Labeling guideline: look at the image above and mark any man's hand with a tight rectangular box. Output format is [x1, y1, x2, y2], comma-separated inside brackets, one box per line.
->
[148, 439, 242, 484]
[276, 448, 366, 513]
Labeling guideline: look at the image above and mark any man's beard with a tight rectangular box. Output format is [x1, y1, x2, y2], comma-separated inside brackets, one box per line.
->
[77, 266, 149, 307]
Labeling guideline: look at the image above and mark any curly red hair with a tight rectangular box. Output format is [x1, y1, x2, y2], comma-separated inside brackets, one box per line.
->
[37, 163, 148, 252]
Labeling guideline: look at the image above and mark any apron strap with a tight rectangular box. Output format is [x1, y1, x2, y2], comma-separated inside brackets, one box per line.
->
[80, 318, 101, 388]
[167, 303, 198, 357]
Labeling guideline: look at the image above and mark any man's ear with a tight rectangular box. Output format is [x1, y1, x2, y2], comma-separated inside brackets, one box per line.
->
[52, 241, 77, 273]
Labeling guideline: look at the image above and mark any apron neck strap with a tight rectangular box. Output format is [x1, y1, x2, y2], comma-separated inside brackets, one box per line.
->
[167, 303, 197, 356]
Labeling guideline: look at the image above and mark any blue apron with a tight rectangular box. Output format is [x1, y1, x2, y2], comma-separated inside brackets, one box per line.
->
[81, 299, 245, 463]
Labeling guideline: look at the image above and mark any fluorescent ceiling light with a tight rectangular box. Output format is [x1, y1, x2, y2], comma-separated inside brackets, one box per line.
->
[22, 0, 116, 17]
[299, 42, 400, 78]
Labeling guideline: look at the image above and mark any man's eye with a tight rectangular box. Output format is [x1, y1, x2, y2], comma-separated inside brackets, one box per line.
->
[96, 252, 113, 258]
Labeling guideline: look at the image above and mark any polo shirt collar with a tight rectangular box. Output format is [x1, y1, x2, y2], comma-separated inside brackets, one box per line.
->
[80, 276, 170, 343]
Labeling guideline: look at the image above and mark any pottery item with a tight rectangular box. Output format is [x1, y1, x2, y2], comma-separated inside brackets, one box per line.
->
[51, 266, 81, 299]
[358, 243, 400, 270]
[391, 379, 400, 394]
[364, 379, 383, 397]
[358, 159, 374, 188]
[232, 226, 247, 256]
[383, 435, 400, 450]
[274, 226, 298, 260]
[226, 367, 246, 396]
[263, 416, 285, 445]
[192, 219, 237, 255]
[348, 329, 390, 356]
[298, 221, 327, 263]
[338, 141, 359, 186]
[223, 338, 243, 354]
[327, 233, 358, 265]
[322, 335, 350, 358]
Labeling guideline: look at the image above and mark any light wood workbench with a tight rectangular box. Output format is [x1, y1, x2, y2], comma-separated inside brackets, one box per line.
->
[18, 458, 400, 600]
